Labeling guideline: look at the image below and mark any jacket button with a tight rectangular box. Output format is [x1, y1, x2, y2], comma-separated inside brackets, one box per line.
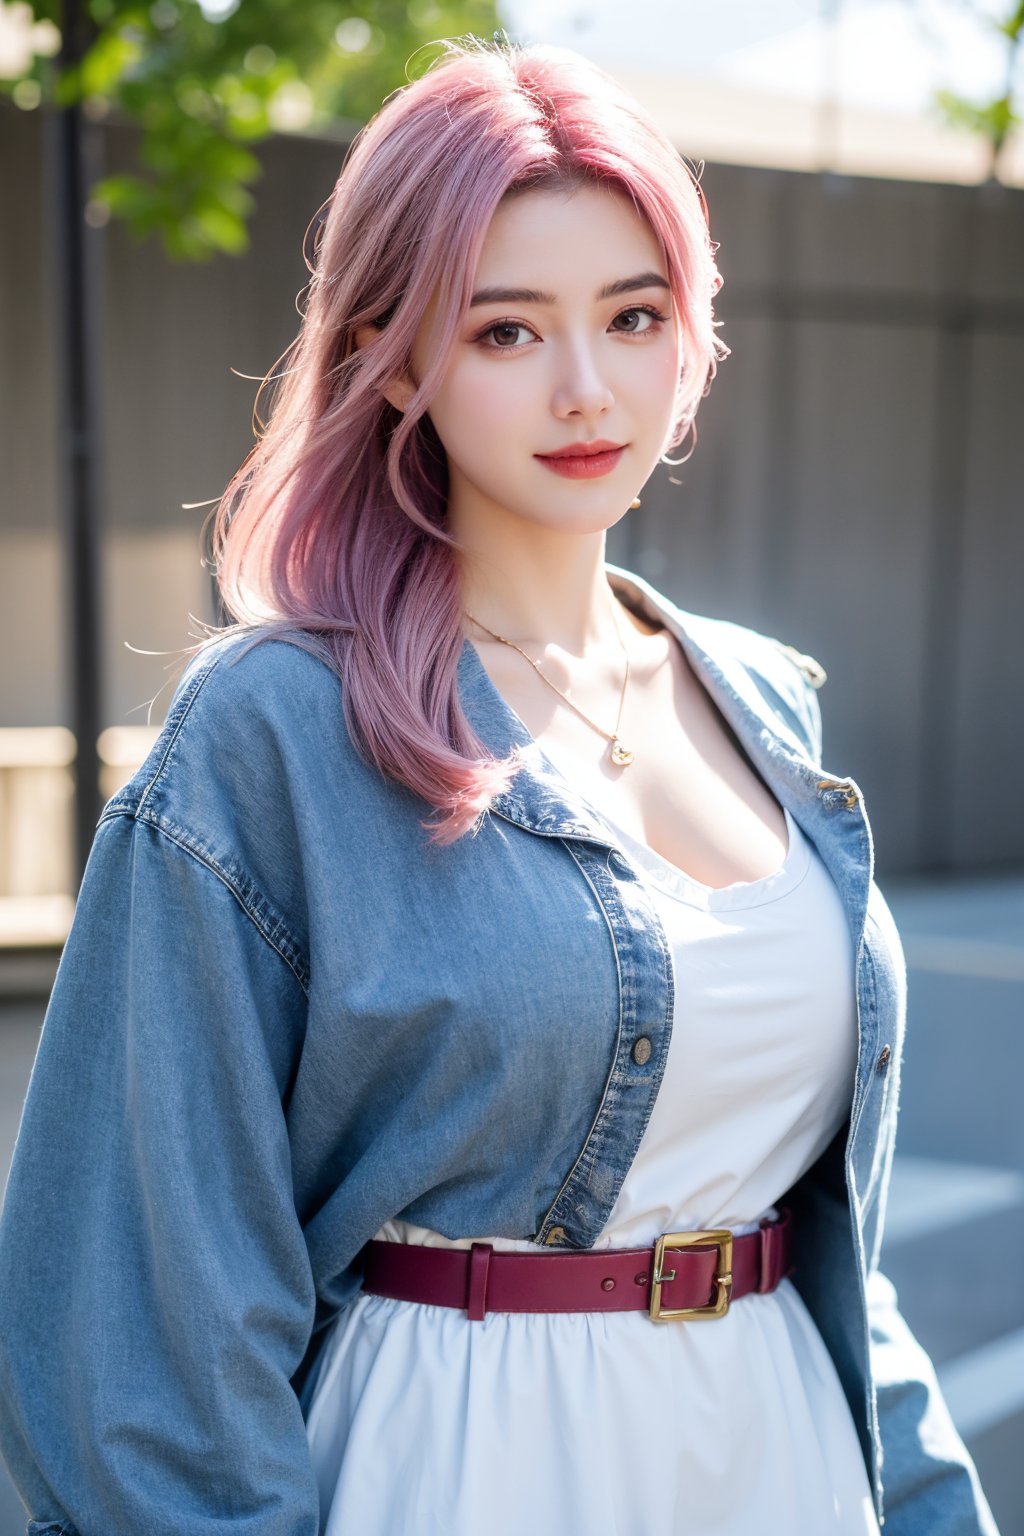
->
[876, 1045, 891, 1073]
[545, 1226, 567, 1245]
[632, 1036, 652, 1066]
[608, 850, 631, 877]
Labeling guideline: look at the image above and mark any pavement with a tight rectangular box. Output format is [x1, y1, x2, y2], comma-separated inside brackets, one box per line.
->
[0, 869, 1021, 1534]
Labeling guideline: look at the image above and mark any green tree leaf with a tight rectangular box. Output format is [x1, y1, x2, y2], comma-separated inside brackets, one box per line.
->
[4, 0, 506, 262]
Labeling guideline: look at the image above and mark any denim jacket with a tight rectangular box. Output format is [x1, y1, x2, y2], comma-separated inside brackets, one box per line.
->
[0, 563, 999, 1536]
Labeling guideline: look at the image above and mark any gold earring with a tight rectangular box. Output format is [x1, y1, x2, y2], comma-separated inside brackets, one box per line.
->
[630, 497, 641, 509]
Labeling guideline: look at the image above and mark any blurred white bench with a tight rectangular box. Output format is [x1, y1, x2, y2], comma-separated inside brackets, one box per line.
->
[0, 726, 161, 946]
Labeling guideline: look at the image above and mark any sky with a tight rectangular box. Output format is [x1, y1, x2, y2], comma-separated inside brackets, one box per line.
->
[503, 0, 1021, 119]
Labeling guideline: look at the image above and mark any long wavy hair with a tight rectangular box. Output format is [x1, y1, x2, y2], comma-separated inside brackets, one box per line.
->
[200, 34, 728, 845]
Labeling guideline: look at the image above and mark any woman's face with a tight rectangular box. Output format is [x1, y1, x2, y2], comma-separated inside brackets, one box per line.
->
[402, 182, 683, 541]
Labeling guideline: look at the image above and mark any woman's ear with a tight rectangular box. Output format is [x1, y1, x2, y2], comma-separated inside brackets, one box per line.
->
[352, 324, 416, 414]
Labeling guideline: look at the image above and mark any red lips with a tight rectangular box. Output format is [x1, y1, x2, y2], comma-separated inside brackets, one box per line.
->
[538, 439, 624, 459]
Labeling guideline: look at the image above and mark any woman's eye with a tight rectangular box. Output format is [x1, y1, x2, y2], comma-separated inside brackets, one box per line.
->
[475, 304, 667, 353]
[611, 305, 665, 334]
[479, 321, 536, 350]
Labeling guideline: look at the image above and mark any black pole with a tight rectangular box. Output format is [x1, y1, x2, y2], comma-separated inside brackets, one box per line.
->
[47, 0, 105, 890]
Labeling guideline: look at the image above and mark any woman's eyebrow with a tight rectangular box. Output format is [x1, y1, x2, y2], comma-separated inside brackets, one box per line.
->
[469, 271, 670, 307]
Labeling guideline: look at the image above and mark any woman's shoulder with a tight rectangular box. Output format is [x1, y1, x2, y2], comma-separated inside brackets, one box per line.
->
[175, 624, 345, 716]
[606, 564, 827, 761]
[683, 608, 827, 764]
[100, 625, 357, 845]
[83, 629, 355, 981]
[685, 606, 827, 697]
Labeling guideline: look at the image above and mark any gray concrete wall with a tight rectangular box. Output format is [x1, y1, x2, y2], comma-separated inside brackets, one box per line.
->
[2, 105, 1022, 877]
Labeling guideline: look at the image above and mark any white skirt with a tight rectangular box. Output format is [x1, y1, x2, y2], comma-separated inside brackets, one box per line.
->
[305, 1240, 879, 1535]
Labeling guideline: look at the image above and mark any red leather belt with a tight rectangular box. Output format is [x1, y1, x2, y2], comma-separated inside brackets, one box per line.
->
[360, 1207, 794, 1322]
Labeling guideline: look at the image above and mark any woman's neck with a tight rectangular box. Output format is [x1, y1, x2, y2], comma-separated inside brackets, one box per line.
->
[457, 540, 656, 657]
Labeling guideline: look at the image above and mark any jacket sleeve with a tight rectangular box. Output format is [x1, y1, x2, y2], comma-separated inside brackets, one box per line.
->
[0, 811, 319, 1536]
[866, 1267, 1001, 1534]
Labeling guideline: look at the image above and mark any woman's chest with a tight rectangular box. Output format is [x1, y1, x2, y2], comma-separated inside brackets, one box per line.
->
[486, 631, 791, 889]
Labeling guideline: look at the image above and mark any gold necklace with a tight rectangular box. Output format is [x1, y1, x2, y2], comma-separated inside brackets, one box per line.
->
[464, 596, 635, 767]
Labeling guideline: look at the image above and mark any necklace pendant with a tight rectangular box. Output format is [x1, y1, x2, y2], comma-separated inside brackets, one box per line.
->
[610, 739, 635, 767]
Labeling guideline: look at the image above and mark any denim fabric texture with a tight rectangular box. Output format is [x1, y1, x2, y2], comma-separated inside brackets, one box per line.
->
[0, 563, 1000, 1535]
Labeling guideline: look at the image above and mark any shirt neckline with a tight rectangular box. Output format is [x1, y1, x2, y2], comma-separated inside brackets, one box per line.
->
[592, 803, 813, 913]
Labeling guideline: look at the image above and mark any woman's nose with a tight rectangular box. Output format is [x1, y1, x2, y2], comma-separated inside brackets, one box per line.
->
[550, 342, 615, 419]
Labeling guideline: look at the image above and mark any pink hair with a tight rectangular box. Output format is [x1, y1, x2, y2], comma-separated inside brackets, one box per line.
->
[203, 35, 728, 844]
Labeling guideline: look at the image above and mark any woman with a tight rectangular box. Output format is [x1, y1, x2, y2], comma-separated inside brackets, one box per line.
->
[0, 35, 1000, 1536]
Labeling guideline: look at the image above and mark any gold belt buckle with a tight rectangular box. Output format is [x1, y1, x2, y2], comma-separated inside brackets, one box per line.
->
[649, 1228, 734, 1321]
